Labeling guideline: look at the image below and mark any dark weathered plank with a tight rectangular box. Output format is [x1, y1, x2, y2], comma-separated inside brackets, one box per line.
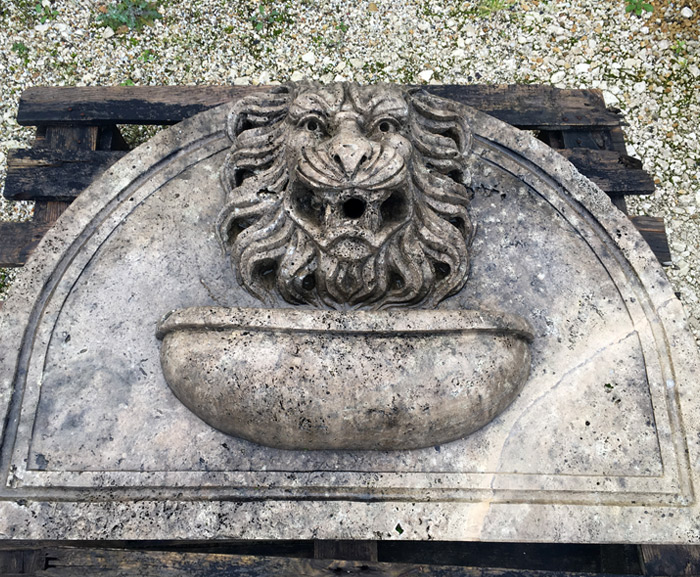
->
[427, 85, 620, 129]
[610, 195, 628, 214]
[0, 125, 104, 267]
[0, 221, 53, 267]
[0, 549, 44, 576]
[561, 129, 609, 150]
[4, 149, 127, 201]
[0, 540, 314, 558]
[314, 540, 378, 562]
[640, 544, 700, 576]
[629, 216, 672, 265]
[17, 85, 621, 129]
[33, 201, 72, 224]
[4, 547, 637, 577]
[34, 125, 100, 151]
[607, 126, 631, 156]
[379, 542, 642, 575]
[558, 149, 655, 195]
[17, 86, 262, 126]
[29, 126, 104, 227]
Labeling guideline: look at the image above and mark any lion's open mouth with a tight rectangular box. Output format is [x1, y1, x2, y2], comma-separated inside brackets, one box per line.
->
[286, 182, 412, 254]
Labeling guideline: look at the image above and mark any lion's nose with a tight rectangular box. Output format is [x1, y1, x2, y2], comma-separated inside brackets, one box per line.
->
[329, 138, 373, 179]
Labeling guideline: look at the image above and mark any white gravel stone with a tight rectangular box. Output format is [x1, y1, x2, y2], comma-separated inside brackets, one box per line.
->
[301, 51, 316, 66]
[681, 6, 694, 18]
[551, 70, 566, 83]
[418, 69, 434, 82]
[602, 91, 620, 107]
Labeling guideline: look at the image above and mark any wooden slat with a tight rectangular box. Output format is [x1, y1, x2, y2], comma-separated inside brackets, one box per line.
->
[34, 201, 72, 224]
[629, 215, 672, 265]
[0, 221, 53, 267]
[558, 149, 655, 195]
[17, 86, 262, 126]
[0, 549, 44, 576]
[34, 125, 100, 151]
[4, 547, 636, 577]
[427, 85, 620, 129]
[607, 126, 631, 156]
[4, 149, 127, 201]
[640, 544, 700, 576]
[379, 542, 642, 575]
[561, 129, 608, 150]
[17, 85, 621, 129]
[0, 126, 102, 267]
[314, 540, 378, 562]
[0, 540, 315, 558]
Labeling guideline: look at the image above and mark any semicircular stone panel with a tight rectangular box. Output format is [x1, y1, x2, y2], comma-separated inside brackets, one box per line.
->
[0, 83, 698, 543]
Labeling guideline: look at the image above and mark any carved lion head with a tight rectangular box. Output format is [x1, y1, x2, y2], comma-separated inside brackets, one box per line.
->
[218, 82, 475, 309]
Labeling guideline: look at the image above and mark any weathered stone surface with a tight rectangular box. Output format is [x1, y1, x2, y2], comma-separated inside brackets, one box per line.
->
[157, 307, 533, 450]
[0, 84, 698, 542]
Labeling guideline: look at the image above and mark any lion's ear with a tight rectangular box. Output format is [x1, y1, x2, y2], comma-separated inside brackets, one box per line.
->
[226, 85, 292, 142]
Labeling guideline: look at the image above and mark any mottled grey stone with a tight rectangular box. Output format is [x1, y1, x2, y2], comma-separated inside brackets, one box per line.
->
[157, 307, 532, 450]
[0, 83, 698, 542]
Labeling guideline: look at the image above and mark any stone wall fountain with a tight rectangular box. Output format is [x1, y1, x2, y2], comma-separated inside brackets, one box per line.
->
[156, 83, 533, 450]
[0, 82, 699, 542]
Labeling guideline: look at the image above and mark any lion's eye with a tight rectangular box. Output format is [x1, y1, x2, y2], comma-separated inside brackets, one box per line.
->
[375, 119, 399, 135]
[302, 117, 324, 133]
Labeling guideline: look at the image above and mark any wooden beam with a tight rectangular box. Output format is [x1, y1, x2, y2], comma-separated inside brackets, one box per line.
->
[427, 85, 620, 129]
[629, 215, 672, 265]
[17, 86, 262, 126]
[17, 85, 621, 130]
[0, 221, 53, 267]
[0, 547, 636, 577]
[558, 149, 655, 195]
[0, 549, 44, 576]
[640, 544, 700, 576]
[379, 542, 642, 574]
[4, 149, 127, 202]
[314, 540, 378, 561]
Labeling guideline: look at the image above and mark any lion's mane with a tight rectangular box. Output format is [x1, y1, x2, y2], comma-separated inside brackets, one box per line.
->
[218, 82, 474, 310]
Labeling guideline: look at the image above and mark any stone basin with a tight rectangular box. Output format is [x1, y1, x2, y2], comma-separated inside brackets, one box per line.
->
[156, 307, 533, 450]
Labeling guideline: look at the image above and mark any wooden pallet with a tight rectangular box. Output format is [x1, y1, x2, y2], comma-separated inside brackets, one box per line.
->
[1, 540, 700, 576]
[1, 84, 669, 268]
[0, 85, 682, 575]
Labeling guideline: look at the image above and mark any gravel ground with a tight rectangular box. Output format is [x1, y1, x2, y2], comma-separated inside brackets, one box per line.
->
[1, 0, 698, 344]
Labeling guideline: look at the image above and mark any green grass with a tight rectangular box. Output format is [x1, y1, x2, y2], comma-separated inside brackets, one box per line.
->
[625, 0, 653, 16]
[97, 0, 162, 32]
[250, 4, 293, 37]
